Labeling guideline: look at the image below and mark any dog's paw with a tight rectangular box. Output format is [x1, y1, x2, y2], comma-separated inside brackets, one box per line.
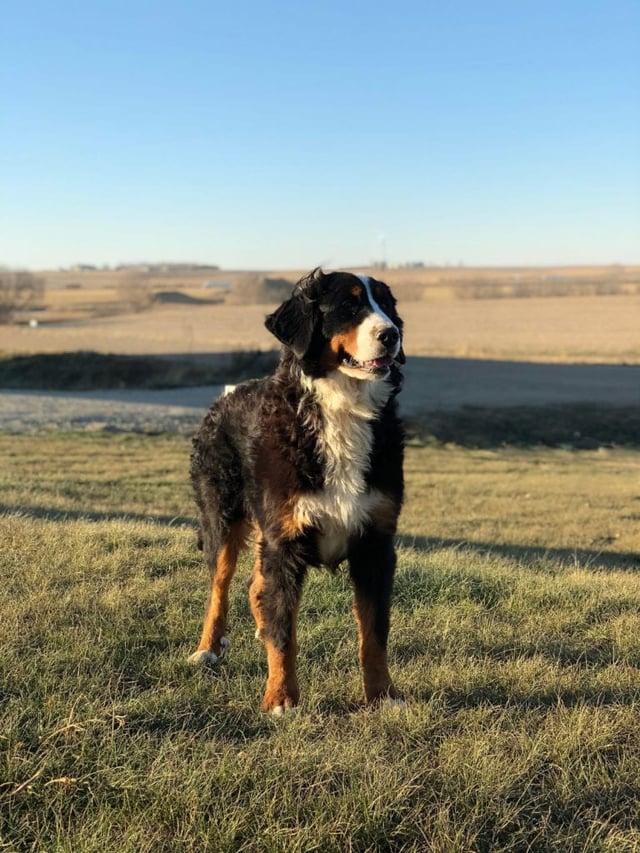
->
[188, 649, 219, 666]
[270, 702, 298, 717]
[383, 696, 408, 709]
[188, 637, 230, 667]
[261, 684, 299, 715]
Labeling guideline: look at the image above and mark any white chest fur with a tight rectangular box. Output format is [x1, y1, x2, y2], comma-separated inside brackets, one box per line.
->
[294, 372, 391, 565]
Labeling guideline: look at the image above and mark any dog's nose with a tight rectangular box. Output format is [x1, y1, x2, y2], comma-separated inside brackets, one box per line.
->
[376, 326, 399, 350]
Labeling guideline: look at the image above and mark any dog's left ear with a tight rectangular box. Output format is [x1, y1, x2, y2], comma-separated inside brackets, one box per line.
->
[396, 346, 406, 365]
[265, 269, 322, 359]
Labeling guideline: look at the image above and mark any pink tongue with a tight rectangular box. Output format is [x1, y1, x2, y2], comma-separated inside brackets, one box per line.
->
[368, 357, 390, 368]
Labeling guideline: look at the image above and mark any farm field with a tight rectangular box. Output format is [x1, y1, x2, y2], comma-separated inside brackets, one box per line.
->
[2, 432, 640, 851]
[2, 265, 640, 364]
[3, 294, 640, 364]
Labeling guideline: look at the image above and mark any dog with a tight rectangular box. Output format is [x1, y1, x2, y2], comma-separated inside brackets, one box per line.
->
[188, 268, 405, 713]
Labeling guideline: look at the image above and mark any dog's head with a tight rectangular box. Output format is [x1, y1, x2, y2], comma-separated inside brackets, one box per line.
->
[265, 268, 405, 380]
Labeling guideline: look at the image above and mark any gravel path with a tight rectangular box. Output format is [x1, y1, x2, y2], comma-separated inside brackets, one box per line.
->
[0, 358, 638, 434]
[0, 386, 223, 434]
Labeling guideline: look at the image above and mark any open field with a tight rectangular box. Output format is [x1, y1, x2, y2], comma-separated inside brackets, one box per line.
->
[31, 264, 640, 311]
[2, 432, 640, 851]
[2, 264, 639, 364]
[3, 292, 640, 365]
[2, 265, 640, 848]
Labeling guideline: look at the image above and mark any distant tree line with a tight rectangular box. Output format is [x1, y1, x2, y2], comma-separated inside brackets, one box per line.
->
[0, 268, 44, 324]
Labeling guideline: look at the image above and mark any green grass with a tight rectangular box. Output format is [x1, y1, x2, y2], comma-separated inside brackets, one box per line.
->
[1, 432, 640, 851]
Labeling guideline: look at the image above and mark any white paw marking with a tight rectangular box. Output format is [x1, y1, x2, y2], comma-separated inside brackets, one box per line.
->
[188, 649, 219, 666]
[188, 637, 230, 666]
[271, 704, 297, 717]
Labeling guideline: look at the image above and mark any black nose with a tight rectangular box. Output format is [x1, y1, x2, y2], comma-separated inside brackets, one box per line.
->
[376, 326, 399, 350]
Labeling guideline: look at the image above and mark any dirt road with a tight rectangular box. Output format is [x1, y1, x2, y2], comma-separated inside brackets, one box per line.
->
[1, 357, 638, 434]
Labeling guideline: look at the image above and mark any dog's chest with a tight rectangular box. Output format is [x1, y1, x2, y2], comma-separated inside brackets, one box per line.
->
[293, 379, 387, 565]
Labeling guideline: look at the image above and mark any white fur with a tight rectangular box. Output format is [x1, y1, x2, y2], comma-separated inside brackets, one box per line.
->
[384, 697, 408, 709]
[296, 372, 392, 566]
[188, 649, 220, 666]
[271, 703, 297, 716]
[187, 636, 230, 666]
[354, 274, 401, 363]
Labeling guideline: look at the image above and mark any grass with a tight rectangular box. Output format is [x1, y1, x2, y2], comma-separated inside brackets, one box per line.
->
[1, 432, 640, 851]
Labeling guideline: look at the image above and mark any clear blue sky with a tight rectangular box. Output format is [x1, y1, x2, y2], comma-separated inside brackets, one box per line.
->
[2, 0, 639, 270]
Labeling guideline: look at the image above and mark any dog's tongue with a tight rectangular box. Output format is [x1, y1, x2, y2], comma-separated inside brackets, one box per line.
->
[365, 356, 392, 369]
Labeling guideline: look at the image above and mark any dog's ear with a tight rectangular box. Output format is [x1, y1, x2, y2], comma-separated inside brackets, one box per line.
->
[265, 269, 323, 359]
[265, 295, 316, 358]
[396, 346, 406, 365]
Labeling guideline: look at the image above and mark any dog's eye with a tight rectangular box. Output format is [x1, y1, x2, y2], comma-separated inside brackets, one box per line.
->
[373, 285, 392, 308]
[342, 293, 362, 316]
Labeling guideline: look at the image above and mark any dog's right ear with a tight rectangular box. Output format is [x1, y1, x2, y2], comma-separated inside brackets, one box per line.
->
[265, 269, 323, 359]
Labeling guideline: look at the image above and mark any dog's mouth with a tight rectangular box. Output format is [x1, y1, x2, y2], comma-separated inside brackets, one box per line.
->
[340, 353, 394, 376]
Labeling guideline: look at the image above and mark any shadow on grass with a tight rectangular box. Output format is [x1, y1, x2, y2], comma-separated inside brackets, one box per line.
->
[407, 681, 640, 712]
[0, 502, 197, 528]
[405, 403, 640, 449]
[398, 534, 640, 571]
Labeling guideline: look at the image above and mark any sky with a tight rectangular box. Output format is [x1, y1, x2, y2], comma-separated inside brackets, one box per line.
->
[1, 0, 639, 270]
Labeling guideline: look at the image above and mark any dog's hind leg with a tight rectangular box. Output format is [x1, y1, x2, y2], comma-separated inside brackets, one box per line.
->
[189, 518, 249, 665]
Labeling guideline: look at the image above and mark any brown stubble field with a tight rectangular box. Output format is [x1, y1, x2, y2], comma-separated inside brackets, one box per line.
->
[2, 264, 639, 363]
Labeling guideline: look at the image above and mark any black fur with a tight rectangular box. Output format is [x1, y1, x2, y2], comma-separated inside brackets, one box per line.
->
[189, 268, 405, 709]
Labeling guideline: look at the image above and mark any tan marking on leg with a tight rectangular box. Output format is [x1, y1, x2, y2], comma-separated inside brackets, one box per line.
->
[261, 606, 300, 713]
[248, 549, 266, 641]
[249, 540, 300, 712]
[353, 595, 396, 704]
[192, 519, 248, 658]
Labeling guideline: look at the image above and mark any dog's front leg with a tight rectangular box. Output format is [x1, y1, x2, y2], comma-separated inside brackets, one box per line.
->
[249, 541, 306, 714]
[349, 531, 398, 704]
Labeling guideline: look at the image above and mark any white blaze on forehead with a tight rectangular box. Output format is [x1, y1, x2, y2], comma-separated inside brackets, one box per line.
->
[353, 274, 400, 361]
[356, 274, 396, 327]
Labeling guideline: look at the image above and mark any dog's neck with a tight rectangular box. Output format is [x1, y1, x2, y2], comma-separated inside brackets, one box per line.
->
[275, 348, 397, 418]
[300, 369, 392, 418]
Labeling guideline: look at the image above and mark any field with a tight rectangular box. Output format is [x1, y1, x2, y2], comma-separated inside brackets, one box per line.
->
[2, 432, 640, 851]
[2, 265, 640, 364]
[2, 265, 640, 849]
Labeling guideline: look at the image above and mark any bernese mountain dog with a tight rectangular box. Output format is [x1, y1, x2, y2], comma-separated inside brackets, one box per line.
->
[188, 268, 405, 713]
